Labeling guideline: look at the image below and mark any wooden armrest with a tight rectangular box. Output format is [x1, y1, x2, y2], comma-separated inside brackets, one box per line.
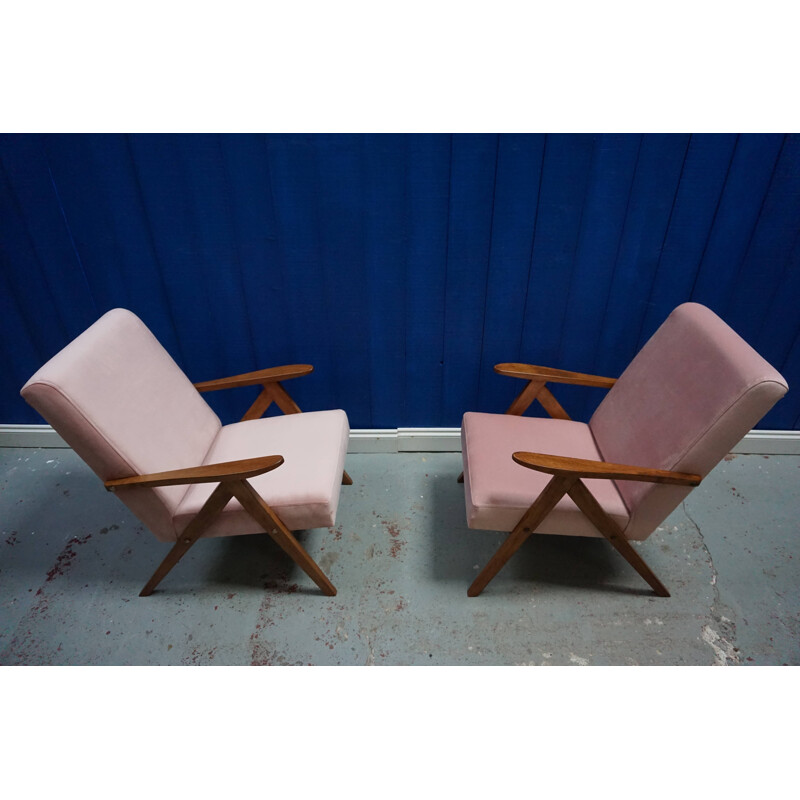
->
[194, 364, 313, 392]
[494, 363, 617, 388]
[104, 455, 285, 490]
[511, 452, 701, 487]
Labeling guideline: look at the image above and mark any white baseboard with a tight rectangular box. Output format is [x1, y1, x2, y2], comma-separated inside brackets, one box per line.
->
[0, 425, 69, 448]
[728, 430, 800, 455]
[1, 424, 799, 455]
[396, 427, 463, 452]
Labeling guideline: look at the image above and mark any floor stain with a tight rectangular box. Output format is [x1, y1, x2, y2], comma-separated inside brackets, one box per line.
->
[382, 520, 406, 558]
[42, 534, 93, 586]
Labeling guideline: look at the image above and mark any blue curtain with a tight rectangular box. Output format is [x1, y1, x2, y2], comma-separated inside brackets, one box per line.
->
[2, 133, 799, 429]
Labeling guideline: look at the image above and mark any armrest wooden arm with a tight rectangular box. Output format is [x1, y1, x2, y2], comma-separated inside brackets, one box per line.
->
[511, 452, 701, 486]
[104, 455, 285, 490]
[194, 364, 313, 392]
[494, 363, 617, 388]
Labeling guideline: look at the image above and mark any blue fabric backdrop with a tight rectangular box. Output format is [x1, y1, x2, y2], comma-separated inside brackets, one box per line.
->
[2, 133, 799, 429]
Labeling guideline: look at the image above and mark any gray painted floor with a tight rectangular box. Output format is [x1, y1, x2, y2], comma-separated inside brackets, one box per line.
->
[1, 447, 798, 665]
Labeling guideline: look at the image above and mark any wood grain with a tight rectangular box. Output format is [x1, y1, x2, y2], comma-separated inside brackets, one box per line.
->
[494, 363, 617, 388]
[269, 382, 303, 414]
[228, 479, 337, 596]
[105, 455, 284, 490]
[241, 386, 274, 421]
[512, 452, 701, 486]
[505, 379, 545, 415]
[568, 480, 670, 597]
[535, 386, 571, 420]
[139, 482, 233, 597]
[468, 474, 576, 597]
[194, 364, 314, 392]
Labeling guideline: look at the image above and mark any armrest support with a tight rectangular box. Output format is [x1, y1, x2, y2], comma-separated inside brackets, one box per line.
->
[104, 455, 285, 490]
[511, 452, 701, 487]
[494, 363, 617, 388]
[194, 364, 313, 393]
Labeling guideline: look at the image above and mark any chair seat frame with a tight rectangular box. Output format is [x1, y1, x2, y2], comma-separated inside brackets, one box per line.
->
[464, 363, 701, 597]
[107, 364, 350, 596]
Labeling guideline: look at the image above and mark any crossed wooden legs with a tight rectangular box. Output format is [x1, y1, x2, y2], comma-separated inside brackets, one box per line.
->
[242, 381, 352, 485]
[140, 483, 234, 597]
[228, 479, 336, 596]
[242, 381, 304, 420]
[139, 479, 337, 598]
[468, 475, 574, 596]
[567, 481, 669, 597]
[142, 469, 665, 598]
[468, 474, 670, 598]
[457, 378, 568, 483]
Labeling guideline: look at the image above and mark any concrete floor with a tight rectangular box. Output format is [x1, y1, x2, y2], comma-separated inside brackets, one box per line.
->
[0, 446, 798, 666]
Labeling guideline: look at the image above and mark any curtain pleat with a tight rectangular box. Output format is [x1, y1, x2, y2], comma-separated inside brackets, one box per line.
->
[1, 133, 798, 429]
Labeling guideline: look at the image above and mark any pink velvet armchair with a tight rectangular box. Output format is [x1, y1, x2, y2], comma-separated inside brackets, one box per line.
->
[460, 303, 788, 597]
[21, 309, 351, 597]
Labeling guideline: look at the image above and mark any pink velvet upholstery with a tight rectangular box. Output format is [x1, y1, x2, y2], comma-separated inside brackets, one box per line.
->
[462, 303, 788, 542]
[21, 309, 350, 544]
[462, 413, 629, 536]
[174, 410, 349, 537]
[590, 303, 788, 539]
[21, 309, 221, 540]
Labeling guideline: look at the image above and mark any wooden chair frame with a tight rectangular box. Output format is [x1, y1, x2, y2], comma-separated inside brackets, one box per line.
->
[109, 363, 349, 596]
[465, 363, 701, 597]
[194, 363, 351, 485]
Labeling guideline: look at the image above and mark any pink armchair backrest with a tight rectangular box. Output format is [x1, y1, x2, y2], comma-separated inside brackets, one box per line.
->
[589, 303, 788, 539]
[21, 309, 221, 540]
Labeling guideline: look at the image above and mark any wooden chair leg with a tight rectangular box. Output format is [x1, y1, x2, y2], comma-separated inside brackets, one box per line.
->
[140, 483, 233, 597]
[240, 382, 302, 422]
[241, 387, 274, 421]
[469, 474, 576, 597]
[505, 379, 545, 415]
[228, 479, 337, 596]
[269, 382, 303, 414]
[242, 386, 348, 483]
[536, 386, 571, 420]
[459, 380, 565, 484]
[568, 480, 670, 597]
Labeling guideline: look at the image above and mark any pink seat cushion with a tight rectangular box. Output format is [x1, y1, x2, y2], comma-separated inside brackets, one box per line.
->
[174, 409, 350, 538]
[461, 412, 630, 537]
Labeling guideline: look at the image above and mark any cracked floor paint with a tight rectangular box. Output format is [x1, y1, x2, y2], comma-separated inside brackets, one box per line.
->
[1, 448, 798, 665]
